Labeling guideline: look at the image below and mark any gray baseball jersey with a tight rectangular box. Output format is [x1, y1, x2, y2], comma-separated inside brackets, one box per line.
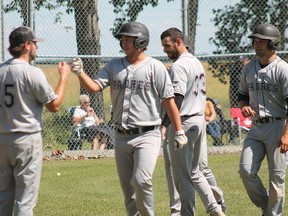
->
[169, 53, 206, 116]
[0, 58, 57, 133]
[95, 56, 174, 129]
[238, 56, 288, 215]
[167, 53, 222, 215]
[238, 56, 288, 118]
[94, 56, 173, 215]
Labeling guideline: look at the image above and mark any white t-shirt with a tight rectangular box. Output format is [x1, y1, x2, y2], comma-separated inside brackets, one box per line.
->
[73, 107, 96, 129]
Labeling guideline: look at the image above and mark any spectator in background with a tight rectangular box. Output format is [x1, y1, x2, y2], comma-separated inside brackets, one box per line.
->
[240, 55, 250, 66]
[212, 98, 236, 144]
[72, 94, 108, 150]
[205, 98, 223, 146]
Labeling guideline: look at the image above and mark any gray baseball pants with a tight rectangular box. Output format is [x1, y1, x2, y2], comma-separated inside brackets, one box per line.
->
[0, 132, 42, 216]
[168, 115, 221, 215]
[239, 120, 287, 216]
[114, 128, 161, 216]
[201, 131, 224, 203]
[163, 131, 182, 216]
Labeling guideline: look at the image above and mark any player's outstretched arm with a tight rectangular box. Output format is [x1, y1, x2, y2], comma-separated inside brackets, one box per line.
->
[45, 61, 71, 112]
[70, 57, 102, 93]
[79, 72, 102, 93]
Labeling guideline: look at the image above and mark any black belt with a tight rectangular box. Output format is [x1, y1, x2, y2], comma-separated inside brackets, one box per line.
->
[253, 117, 282, 124]
[182, 114, 198, 118]
[117, 126, 156, 135]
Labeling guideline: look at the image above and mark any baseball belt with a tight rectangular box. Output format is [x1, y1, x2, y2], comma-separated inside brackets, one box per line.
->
[117, 126, 156, 135]
[253, 117, 282, 124]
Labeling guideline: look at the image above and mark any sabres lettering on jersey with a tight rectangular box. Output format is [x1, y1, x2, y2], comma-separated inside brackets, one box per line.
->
[248, 82, 279, 92]
[113, 80, 151, 90]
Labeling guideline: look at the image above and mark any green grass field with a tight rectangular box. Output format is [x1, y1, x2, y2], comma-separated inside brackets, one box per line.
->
[34, 154, 287, 216]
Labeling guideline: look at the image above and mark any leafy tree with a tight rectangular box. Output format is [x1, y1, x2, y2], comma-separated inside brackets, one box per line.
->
[109, 0, 199, 54]
[109, 0, 173, 36]
[208, 0, 288, 107]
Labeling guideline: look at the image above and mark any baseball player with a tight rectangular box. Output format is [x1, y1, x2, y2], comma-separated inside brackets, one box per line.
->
[238, 23, 288, 216]
[160, 28, 225, 216]
[0, 26, 71, 215]
[70, 21, 187, 216]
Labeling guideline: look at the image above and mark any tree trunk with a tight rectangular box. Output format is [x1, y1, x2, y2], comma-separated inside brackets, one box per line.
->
[73, 0, 105, 120]
[187, 0, 199, 55]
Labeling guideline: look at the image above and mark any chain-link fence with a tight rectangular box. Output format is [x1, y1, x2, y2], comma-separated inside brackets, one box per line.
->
[1, 0, 288, 159]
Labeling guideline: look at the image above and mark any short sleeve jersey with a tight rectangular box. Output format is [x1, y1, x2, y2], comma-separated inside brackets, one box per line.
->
[0, 58, 57, 133]
[169, 53, 206, 116]
[95, 56, 174, 129]
[73, 107, 96, 129]
[238, 56, 288, 118]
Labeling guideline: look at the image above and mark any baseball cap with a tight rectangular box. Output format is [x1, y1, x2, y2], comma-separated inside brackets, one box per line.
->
[183, 35, 192, 50]
[239, 55, 248, 63]
[213, 98, 219, 105]
[9, 26, 44, 48]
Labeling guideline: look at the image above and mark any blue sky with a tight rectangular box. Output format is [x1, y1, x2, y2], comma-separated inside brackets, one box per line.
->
[1, 0, 240, 60]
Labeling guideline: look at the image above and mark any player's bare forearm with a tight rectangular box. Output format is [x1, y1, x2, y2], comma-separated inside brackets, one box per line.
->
[45, 61, 70, 112]
[78, 72, 102, 93]
[279, 117, 288, 153]
[162, 97, 183, 131]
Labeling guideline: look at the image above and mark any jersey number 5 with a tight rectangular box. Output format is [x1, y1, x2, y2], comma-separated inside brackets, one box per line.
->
[0, 83, 15, 108]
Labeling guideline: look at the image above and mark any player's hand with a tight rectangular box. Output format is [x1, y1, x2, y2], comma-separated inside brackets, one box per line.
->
[241, 106, 256, 117]
[58, 61, 71, 78]
[279, 133, 288, 153]
[160, 125, 167, 140]
[70, 57, 83, 76]
[174, 130, 188, 150]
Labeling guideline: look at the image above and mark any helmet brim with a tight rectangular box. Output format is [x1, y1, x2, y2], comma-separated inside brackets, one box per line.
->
[248, 33, 277, 40]
[116, 32, 139, 39]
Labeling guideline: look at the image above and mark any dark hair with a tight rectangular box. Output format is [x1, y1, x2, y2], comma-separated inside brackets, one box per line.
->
[160, 28, 184, 42]
[8, 44, 26, 58]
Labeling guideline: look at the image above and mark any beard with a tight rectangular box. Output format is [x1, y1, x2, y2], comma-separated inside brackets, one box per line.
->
[29, 50, 36, 61]
[168, 50, 180, 61]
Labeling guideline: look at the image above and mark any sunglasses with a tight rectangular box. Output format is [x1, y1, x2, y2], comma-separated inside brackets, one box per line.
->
[30, 41, 37, 45]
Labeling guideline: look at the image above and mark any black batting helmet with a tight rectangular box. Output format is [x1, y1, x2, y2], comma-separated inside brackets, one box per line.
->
[116, 22, 149, 49]
[248, 24, 281, 50]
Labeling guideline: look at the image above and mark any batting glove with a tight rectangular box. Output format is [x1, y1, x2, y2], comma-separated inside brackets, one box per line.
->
[174, 130, 188, 150]
[70, 57, 83, 76]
